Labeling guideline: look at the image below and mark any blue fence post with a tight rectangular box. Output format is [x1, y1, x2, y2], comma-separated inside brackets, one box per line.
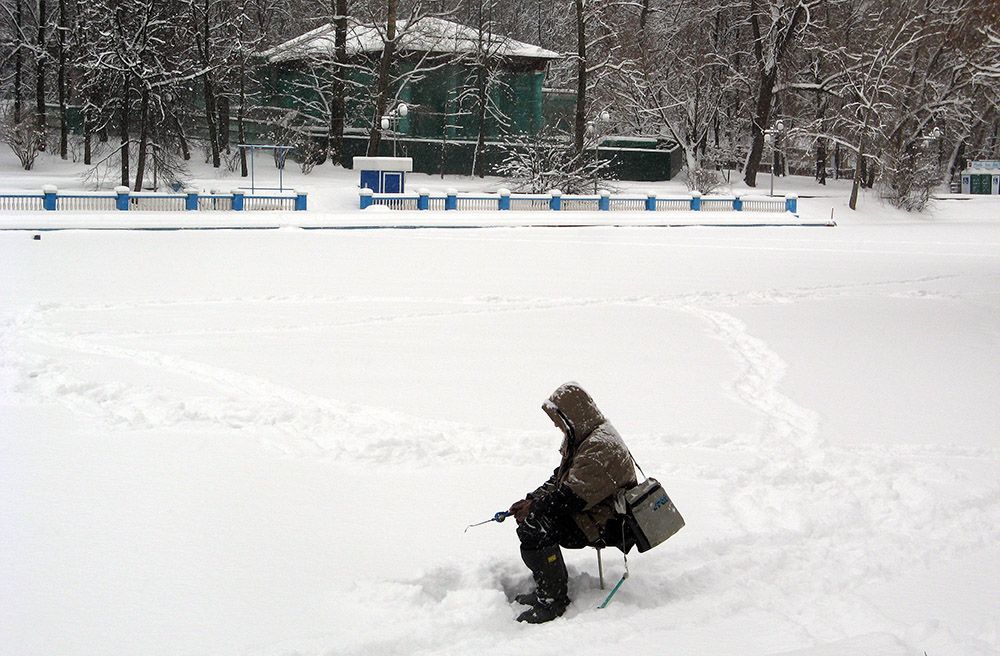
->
[445, 188, 458, 211]
[295, 191, 308, 211]
[231, 189, 245, 211]
[115, 186, 130, 211]
[185, 188, 199, 211]
[599, 189, 610, 211]
[785, 193, 798, 214]
[690, 191, 701, 211]
[733, 193, 743, 212]
[498, 188, 511, 211]
[42, 185, 58, 211]
[417, 188, 430, 210]
[645, 191, 657, 212]
[549, 189, 562, 211]
[359, 188, 373, 209]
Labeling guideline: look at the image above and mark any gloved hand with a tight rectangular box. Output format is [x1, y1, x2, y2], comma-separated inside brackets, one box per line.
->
[509, 499, 533, 524]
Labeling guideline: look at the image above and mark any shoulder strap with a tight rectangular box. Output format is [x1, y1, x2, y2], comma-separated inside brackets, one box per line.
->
[625, 447, 646, 482]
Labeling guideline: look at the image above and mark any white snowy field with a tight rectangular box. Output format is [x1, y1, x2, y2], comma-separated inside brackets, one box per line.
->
[2, 153, 1000, 656]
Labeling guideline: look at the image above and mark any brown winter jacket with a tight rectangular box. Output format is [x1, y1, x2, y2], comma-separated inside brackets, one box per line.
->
[529, 382, 638, 544]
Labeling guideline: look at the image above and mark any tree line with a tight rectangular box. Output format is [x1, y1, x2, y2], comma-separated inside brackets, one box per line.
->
[1, 0, 998, 209]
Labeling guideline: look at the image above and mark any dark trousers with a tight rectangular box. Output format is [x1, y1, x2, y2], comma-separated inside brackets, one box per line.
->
[516, 508, 589, 551]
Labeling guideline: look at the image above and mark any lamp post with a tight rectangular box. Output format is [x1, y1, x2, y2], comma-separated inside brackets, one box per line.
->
[920, 126, 942, 151]
[586, 109, 612, 193]
[380, 102, 409, 157]
[763, 120, 786, 197]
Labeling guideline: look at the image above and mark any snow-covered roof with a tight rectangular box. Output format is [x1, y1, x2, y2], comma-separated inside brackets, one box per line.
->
[263, 17, 560, 63]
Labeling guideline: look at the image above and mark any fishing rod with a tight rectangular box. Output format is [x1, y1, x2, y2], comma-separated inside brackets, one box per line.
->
[464, 511, 512, 533]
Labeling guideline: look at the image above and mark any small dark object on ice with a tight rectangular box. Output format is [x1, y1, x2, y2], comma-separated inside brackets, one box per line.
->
[33, 234, 41, 240]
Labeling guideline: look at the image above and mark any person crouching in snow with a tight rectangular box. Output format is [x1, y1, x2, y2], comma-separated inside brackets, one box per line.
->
[508, 382, 637, 623]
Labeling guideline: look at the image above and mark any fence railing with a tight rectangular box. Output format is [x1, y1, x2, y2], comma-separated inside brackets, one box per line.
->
[129, 193, 187, 212]
[0, 193, 46, 211]
[56, 194, 119, 212]
[0, 185, 308, 212]
[198, 194, 235, 212]
[361, 188, 799, 215]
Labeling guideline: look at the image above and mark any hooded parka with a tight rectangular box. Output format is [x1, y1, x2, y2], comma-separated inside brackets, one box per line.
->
[530, 382, 638, 544]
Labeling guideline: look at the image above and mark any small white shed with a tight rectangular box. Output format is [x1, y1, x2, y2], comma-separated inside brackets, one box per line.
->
[961, 160, 1000, 195]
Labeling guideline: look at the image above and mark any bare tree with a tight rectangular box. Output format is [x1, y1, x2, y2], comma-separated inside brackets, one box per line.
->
[742, 0, 817, 187]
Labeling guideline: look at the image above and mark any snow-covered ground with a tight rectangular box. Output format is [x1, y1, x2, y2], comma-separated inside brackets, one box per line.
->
[2, 152, 999, 656]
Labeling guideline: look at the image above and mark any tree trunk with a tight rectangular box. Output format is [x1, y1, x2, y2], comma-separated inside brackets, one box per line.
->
[201, 0, 220, 167]
[238, 65, 248, 176]
[119, 80, 130, 187]
[474, 61, 488, 177]
[849, 109, 872, 210]
[203, 74, 220, 167]
[134, 86, 149, 191]
[57, 0, 68, 158]
[473, 0, 488, 178]
[328, 0, 348, 166]
[14, 0, 23, 124]
[849, 148, 864, 211]
[815, 76, 827, 185]
[83, 76, 91, 164]
[217, 95, 230, 155]
[36, 0, 48, 143]
[366, 0, 397, 156]
[573, 0, 586, 156]
[815, 138, 827, 185]
[173, 114, 191, 161]
[947, 137, 965, 185]
[743, 67, 776, 187]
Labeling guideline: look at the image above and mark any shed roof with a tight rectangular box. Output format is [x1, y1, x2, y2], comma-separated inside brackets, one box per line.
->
[263, 16, 560, 63]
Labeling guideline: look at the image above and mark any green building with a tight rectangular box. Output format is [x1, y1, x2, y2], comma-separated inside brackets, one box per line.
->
[260, 17, 681, 181]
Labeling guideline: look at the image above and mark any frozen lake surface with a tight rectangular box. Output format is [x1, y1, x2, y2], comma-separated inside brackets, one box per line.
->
[2, 218, 999, 656]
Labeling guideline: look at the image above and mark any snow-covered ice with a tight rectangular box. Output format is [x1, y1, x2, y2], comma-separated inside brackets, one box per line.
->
[1, 155, 999, 656]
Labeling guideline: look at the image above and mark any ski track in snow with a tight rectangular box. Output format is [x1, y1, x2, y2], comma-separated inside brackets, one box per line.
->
[4, 276, 1000, 654]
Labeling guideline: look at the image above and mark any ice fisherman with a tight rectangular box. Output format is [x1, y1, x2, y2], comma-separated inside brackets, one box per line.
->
[508, 382, 638, 623]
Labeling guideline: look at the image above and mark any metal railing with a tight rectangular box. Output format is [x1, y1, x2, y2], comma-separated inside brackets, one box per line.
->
[359, 189, 800, 216]
[0, 186, 308, 213]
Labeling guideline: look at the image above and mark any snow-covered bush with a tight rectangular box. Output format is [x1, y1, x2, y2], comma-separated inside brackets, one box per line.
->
[878, 143, 940, 212]
[1, 110, 44, 171]
[684, 165, 724, 194]
[497, 128, 613, 194]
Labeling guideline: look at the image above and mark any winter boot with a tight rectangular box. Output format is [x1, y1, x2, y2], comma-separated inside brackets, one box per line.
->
[515, 545, 570, 624]
[514, 590, 540, 606]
